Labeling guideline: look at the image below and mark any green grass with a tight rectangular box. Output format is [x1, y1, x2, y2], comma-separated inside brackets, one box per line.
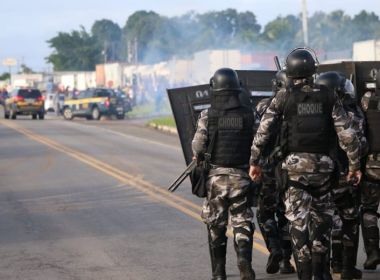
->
[126, 101, 172, 118]
[126, 103, 155, 118]
[149, 116, 176, 128]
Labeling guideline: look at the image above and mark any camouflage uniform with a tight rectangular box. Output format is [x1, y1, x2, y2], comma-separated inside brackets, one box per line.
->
[330, 98, 367, 272]
[360, 91, 380, 269]
[255, 98, 294, 274]
[250, 82, 360, 279]
[193, 109, 255, 280]
[193, 110, 254, 245]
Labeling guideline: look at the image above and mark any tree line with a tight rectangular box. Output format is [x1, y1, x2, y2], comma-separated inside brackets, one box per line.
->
[46, 9, 380, 71]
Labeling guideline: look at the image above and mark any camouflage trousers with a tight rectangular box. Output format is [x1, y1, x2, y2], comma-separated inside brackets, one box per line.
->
[331, 178, 360, 263]
[257, 169, 292, 258]
[360, 177, 380, 251]
[284, 172, 334, 265]
[202, 169, 254, 247]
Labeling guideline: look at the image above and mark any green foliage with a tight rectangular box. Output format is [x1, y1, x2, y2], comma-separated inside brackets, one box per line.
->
[0, 72, 10, 81]
[19, 64, 34, 74]
[262, 15, 302, 50]
[148, 116, 176, 128]
[46, 26, 101, 71]
[92, 19, 122, 62]
[46, 9, 380, 71]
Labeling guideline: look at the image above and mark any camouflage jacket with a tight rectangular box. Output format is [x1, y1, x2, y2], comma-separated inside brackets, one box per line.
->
[345, 101, 368, 158]
[192, 109, 209, 157]
[250, 83, 361, 173]
[254, 98, 276, 169]
[361, 91, 380, 179]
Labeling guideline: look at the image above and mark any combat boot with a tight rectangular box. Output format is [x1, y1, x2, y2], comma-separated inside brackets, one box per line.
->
[341, 246, 362, 280]
[208, 228, 227, 280]
[363, 249, 380, 270]
[312, 253, 332, 280]
[211, 245, 227, 280]
[298, 261, 312, 280]
[278, 237, 295, 274]
[266, 238, 282, 274]
[331, 242, 343, 273]
[235, 241, 255, 280]
[362, 226, 380, 270]
[279, 257, 295, 274]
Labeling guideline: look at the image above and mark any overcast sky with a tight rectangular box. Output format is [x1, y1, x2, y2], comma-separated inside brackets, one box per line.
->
[1, 0, 379, 73]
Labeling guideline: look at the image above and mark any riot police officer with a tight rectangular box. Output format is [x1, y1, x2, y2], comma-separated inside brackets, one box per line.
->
[316, 71, 366, 279]
[249, 48, 362, 280]
[255, 70, 295, 275]
[192, 68, 255, 280]
[360, 71, 380, 270]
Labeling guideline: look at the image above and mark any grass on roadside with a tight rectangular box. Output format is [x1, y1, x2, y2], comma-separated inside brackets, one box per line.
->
[126, 101, 172, 118]
[148, 116, 176, 128]
[126, 103, 155, 118]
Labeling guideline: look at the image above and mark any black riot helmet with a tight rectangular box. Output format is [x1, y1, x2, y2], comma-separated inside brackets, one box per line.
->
[316, 71, 356, 99]
[272, 69, 292, 92]
[210, 68, 242, 92]
[285, 48, 318, 78]
[316, 71, 345, 93]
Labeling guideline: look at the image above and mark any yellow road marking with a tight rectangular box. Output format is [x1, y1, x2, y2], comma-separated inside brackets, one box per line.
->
[0, 120, 269, 256]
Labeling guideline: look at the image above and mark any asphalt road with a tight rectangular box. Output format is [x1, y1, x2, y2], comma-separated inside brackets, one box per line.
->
[0, 114, 379, 280]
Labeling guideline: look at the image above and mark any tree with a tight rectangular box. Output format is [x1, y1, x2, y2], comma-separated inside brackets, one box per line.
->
[308, 10, 352, 51]
[235, 11, 261, 48]
[262, 15, 302, 51]
[123, 11, 165, 63]
[46, 26, 101, 71]
[0, 73, 10, 81]
[19, 64, 34, 74]
[351, 10, 380, 41]
[91, 19, 122, 62]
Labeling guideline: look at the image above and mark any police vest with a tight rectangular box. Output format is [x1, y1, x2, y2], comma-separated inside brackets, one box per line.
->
[283, 85, 334, 154]
[365, 91, 380, 153]
[208, 107, 254, 167]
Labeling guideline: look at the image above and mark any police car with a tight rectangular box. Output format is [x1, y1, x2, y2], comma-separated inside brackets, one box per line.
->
[62, 88, 125, 120]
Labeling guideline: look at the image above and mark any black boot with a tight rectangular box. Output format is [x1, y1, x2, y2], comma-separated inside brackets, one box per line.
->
[211, 245, 227, 280]
[279, 258, 296, 274]
[362, 227, 380, 270]
[331, 242, 343, 273]
[265, 238, 282, 274]
[279, 237, 295, 274]
[266, 249, 282, 274]
[363, 248, 380, 270]
[208, 228, 227, 280]
[235, 241, 255, 280]
[298, 261, 312, 280]
[312, 253, 332, 280]
[341, 245, 362, 280]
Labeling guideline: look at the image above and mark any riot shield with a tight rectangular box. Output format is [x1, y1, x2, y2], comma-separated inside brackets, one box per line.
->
[167, 70, 276, 164]
[169, 62, 380, 165]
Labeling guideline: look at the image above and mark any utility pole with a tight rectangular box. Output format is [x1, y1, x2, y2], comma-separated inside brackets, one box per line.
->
[302, 0, 309, 46]
[103, 41, 108, 64]
[134, 37, 138, 65]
